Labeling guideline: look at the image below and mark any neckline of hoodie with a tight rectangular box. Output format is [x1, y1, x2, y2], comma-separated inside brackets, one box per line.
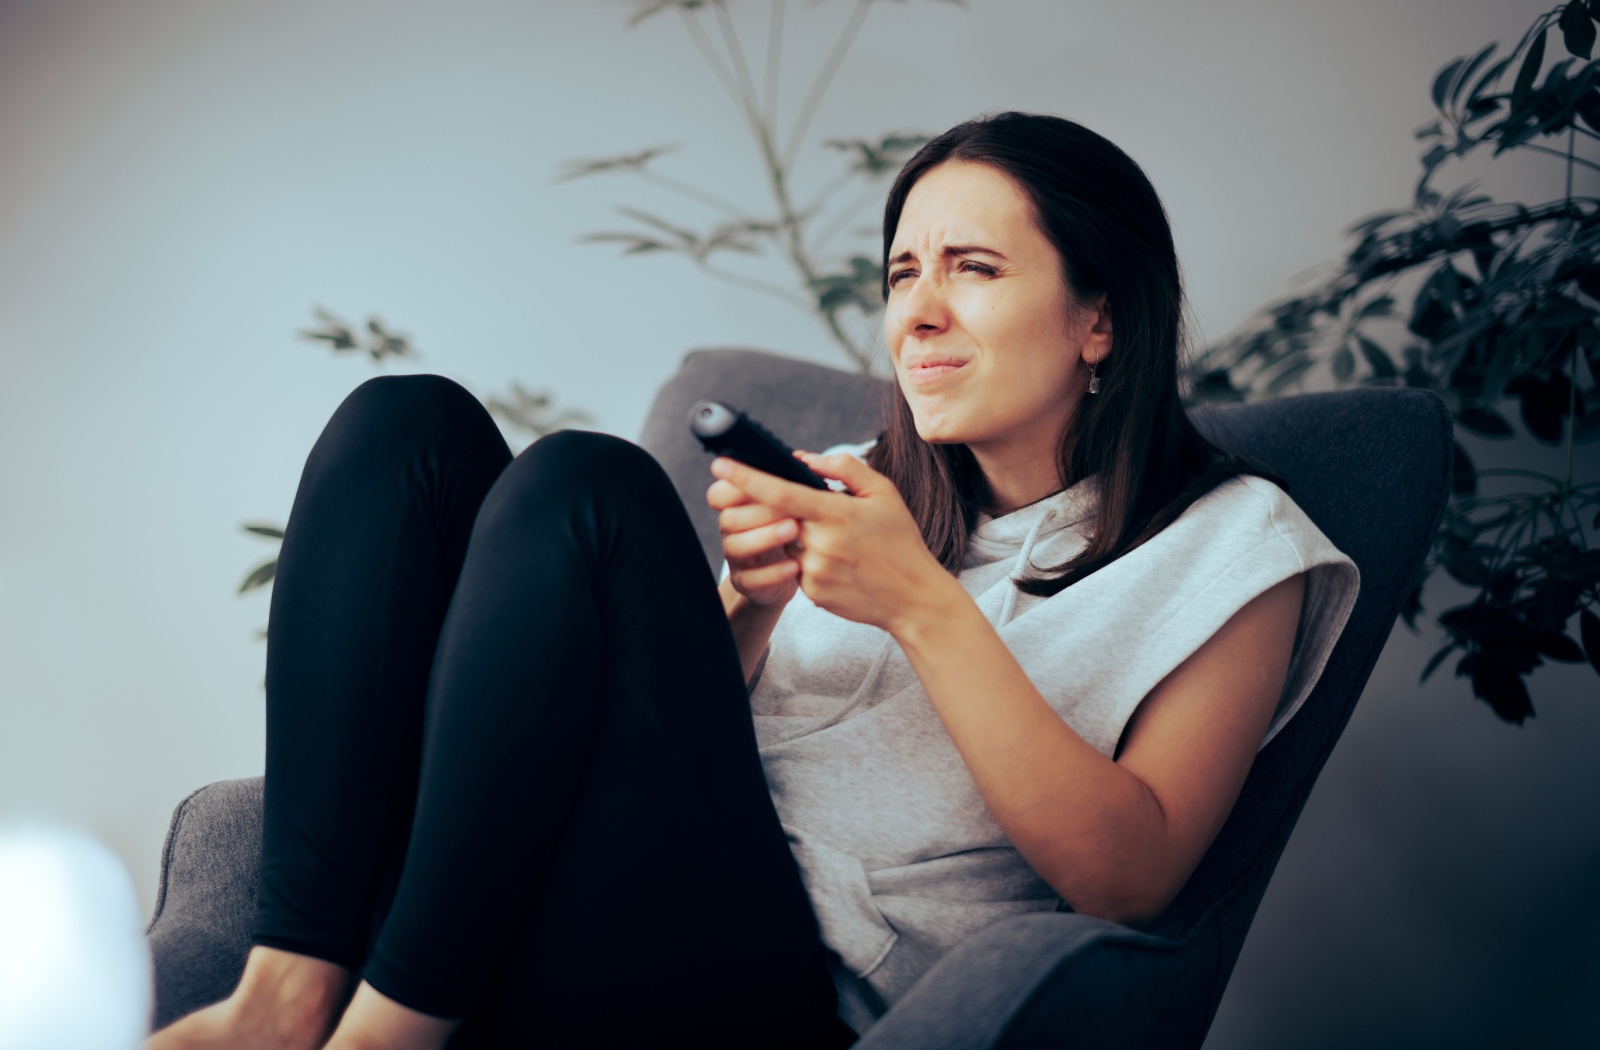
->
[969, 474, 1099, 551]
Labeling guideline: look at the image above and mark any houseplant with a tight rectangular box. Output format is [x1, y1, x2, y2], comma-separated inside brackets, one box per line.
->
[1185, 2, 1600, 722]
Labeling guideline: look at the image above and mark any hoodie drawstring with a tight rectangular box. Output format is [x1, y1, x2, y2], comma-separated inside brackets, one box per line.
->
[996, 506, 1058, 628]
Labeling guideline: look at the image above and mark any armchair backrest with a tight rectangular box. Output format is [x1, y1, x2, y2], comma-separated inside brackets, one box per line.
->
[638, 348, 1453, 1014]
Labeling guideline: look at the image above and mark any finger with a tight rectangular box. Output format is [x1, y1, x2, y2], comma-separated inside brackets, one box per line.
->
[722, 517, 799, 561]
[710, 456, 835, 520]
[796, 451, 883, 495]
[732, 558, 799, 591]
[719, 502, 787, 536]
[705, 478, 755, 510]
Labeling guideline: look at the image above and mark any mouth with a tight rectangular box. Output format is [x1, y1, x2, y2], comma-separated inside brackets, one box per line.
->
[904, 357, 968, 385]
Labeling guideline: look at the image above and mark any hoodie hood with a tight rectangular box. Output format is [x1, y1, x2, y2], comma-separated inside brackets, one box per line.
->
[963, 473, 1100, 628]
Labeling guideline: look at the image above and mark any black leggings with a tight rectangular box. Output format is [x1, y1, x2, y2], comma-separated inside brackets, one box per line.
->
[249, 374, 852, 1048]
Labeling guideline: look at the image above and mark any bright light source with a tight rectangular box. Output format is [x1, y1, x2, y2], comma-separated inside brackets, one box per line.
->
[0, 826, 151, 1049]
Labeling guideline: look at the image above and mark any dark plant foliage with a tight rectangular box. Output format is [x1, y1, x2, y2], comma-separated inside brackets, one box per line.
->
[1188, 4, 1600, 723]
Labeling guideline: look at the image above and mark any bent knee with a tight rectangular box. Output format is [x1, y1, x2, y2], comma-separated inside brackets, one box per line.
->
[340, 374, 483, 430]
[520, 430, 665, 486]
[312, 374, 504, 474]
[484, 431, 674, 522]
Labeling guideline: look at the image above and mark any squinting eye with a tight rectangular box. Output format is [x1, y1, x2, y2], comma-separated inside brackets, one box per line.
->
[888, 270, 916, 285]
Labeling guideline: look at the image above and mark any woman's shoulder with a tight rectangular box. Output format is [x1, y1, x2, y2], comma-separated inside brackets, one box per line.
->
[1183, 473, 1338, 557]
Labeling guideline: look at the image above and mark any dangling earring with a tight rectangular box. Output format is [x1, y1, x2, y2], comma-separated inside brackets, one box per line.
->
[1087, 357, 1101, 394]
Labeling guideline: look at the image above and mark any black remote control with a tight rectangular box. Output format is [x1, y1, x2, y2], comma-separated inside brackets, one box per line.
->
[689, 401, 831, 491]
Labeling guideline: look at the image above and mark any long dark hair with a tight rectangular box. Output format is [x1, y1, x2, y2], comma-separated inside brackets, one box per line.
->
[867, 111, 1286, 597]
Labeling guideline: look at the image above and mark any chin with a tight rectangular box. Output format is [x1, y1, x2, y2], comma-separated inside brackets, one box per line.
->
[912, 420, 974, 446]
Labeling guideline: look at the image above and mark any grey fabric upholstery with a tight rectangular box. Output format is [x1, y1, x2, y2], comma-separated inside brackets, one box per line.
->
[146, 777, 264, 1030]
[637, 348, 888, 572]
[146, 348, 1453, 1046]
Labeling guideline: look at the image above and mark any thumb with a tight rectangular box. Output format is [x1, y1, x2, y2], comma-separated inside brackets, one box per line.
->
[797, 450, 883, 496]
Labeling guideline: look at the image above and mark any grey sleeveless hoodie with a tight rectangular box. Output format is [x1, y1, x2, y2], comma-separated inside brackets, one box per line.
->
[743, 447, 1361, 1033]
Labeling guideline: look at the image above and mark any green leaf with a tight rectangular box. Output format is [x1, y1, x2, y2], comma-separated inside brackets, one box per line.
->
[485, 381, 590, 438]
[299, 306, 358, 353]
[1465, 652, 1537, 723]
[626, 0, 710, 28]
[1533, 631, 1587, 661]
[1468, 56, 1515, 105]
[1356, 335, 1399, 378]
[1581, 608, 1600, 675]
[1512, 26, 1548, 111]
[1507, 374, 1572, 444]
[1561, 2, 1595, 59]
[1432, 57, 1466, 109]
[1332, 344, 1355, 382]
[238, 559, 277, 595]
[1347, 210, 1405, 237]
[1190, 368, 1245, 403]
[1264, 356, 1316, 394]
[1451, 440, 1477, 497]
[1356, 295, 1395, 319]
[824, 132, 933, 176]
[241, 523, 285, 540]
[1421, 642, 1456, 683]
[1444, 548, 1494, 586]
[1451, 44, 1498, 105]
[1456, 406, 1514, 437]
[554, 145, 676, 182]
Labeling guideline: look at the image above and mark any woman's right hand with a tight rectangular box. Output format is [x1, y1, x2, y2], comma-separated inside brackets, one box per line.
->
[707, 468, 802, 608]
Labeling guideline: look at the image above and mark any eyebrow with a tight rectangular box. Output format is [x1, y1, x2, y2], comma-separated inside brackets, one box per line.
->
[887, 244, 1010, 267]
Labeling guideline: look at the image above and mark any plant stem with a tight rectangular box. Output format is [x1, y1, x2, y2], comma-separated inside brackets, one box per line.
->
[744, 12, 871, 366]
[1520, 142, 1600, 174]
[713, 1, 764, 129]
[1563, 123, 1578, 500]
[697, 261, 811, 309]
[764, 0, 785, 127]
[1567, 123, 1575, 205]
[809, 181, 885, 256]
[681, 0, 872, 370]
[637, 169, 750, 220]
[678, 8, 745, 120]
[1471, 468, 1568, 484]
[1564, 341, 1578, 496]
[784, 0, 870, 170]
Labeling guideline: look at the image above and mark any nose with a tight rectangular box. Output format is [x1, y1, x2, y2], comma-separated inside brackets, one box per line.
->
[895, 270, 950, 339]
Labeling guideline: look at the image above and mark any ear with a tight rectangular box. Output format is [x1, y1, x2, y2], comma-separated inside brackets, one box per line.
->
[1083, 294, 1113, 364]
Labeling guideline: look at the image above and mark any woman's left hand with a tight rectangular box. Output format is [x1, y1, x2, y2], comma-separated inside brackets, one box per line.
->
[708, 452, 955, 634]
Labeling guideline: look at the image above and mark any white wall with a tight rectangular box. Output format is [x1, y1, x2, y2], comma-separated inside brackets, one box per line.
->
[4, 0, 1592, 1043]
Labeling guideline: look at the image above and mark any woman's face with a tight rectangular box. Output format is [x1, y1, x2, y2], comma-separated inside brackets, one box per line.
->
[882, 160, 1104, 459]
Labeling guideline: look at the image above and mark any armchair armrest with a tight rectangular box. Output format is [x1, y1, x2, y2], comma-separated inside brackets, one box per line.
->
[853, 912, 1219, 1050]
[145, 776, 264, 1029]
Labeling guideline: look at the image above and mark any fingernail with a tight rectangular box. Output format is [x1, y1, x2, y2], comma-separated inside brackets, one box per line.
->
[710, 458, 730, 477]
[778, 519, 796, 539]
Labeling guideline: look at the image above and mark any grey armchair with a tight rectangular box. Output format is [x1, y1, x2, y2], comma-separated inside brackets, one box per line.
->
[146, 348, 1453, 1047]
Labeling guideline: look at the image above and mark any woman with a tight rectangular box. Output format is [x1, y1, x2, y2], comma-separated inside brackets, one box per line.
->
[148, 111, 1358, 1049]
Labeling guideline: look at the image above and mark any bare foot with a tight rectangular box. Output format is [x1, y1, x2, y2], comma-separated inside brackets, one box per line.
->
[145, 945, 353, 1050]
[322, 981, 459, 1050]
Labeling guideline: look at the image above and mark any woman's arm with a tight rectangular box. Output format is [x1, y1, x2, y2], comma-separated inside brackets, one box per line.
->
[719, 576, 788, 684]
[890, 565, 1304, 927]
[710, 451, 1306, 927]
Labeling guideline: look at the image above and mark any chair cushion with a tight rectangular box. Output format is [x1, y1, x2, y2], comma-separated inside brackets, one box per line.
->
[637, 348, 889, 571]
